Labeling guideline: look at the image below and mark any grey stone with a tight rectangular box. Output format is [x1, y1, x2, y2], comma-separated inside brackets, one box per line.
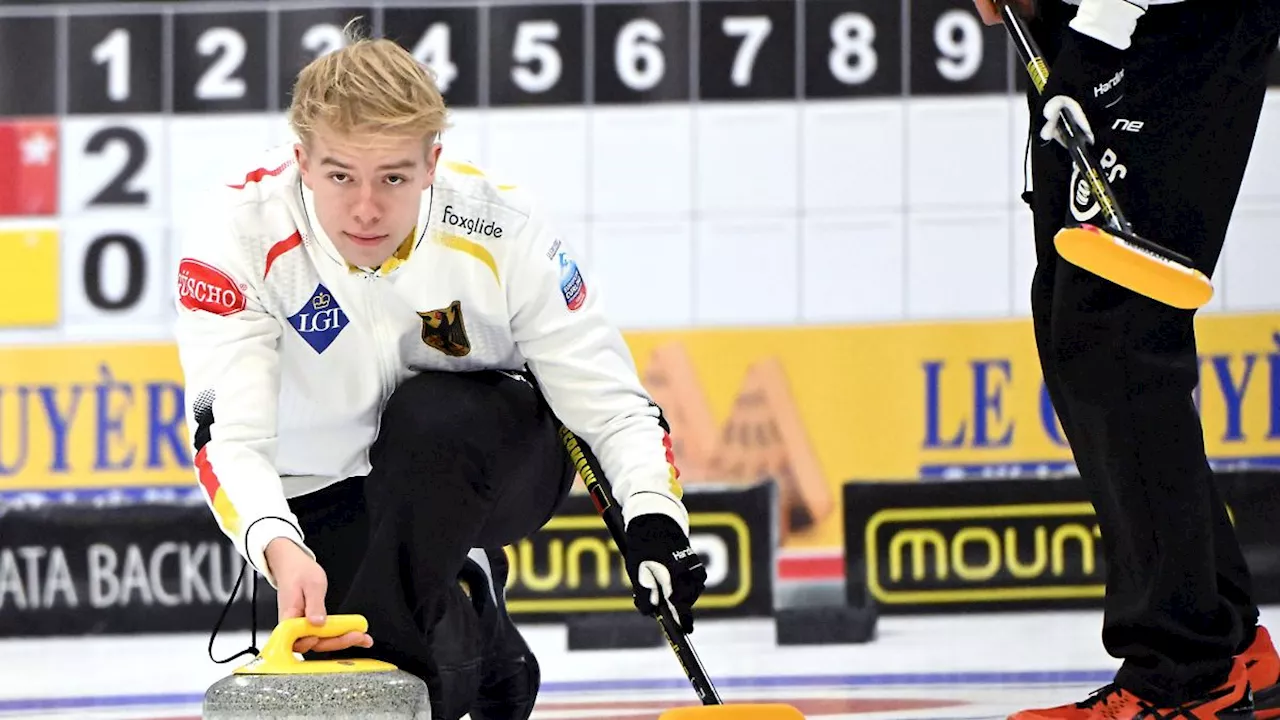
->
[203, 668, 431, 719]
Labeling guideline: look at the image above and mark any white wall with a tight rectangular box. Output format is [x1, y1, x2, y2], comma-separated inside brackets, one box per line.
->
[5, 0, 1278, 346]
[458, 93, 1280, 330]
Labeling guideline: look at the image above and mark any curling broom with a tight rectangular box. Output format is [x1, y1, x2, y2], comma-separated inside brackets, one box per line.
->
[558, 426, 804, 720]
[1001, 1, 1214, 310]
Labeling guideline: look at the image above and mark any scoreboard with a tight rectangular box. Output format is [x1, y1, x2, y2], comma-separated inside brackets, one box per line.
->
[1, 0, 1024, 114]
[2, 0, 1279, 341]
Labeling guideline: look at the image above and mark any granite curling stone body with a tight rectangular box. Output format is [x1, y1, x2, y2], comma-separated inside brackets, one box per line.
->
[203, 614, 431, 719]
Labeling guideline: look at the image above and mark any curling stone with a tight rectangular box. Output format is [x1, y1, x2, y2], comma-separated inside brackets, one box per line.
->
[203, 614, 431, 719]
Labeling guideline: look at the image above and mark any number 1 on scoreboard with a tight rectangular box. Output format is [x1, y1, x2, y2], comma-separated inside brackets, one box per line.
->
[68, 14, 163, 114]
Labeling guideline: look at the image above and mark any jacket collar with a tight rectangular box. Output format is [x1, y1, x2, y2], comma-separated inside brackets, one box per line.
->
[299, 180, 434, 277]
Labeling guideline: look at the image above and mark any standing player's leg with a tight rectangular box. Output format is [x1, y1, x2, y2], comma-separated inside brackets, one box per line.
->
[1014, 1, 1278, 715]
[1205, 11, 1280, 712]
[1024, 0, 1078, 468]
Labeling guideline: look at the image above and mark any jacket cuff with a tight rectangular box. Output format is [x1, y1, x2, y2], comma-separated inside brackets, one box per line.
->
[1069, 0, 1146, 50]
[244, 516, 313, 589]
[622, 491, 690, 537]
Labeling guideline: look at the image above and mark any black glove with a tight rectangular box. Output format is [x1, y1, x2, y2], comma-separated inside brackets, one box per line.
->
[623, 513, 706, 634]
[1039, 26, 1128, 147]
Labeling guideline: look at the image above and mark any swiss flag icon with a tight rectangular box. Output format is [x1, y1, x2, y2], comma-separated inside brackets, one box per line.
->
[0, 119, 59, 217]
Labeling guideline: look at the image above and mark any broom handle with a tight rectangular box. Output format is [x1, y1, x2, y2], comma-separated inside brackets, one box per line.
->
[558, 426, 724, 706]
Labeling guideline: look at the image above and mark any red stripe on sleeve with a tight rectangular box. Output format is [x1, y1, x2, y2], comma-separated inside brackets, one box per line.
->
[195, 446, 220, 501]
[263, 231, 303, 280]
[228, 161, 291, 190]
[661, 431, 681, 479]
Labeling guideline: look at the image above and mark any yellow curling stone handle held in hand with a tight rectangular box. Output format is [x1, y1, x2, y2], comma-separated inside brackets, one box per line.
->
[234, 614, 397, 676]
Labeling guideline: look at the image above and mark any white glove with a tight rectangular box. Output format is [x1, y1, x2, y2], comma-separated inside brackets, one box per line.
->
[637, 560, 680, 620]
[1041, 95, 1097, 148]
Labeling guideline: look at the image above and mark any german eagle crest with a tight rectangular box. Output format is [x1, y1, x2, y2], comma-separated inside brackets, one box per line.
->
[418, 300, 471, 357]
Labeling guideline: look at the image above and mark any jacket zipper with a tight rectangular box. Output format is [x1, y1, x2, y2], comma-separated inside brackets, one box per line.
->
[363, 272, 398, 459]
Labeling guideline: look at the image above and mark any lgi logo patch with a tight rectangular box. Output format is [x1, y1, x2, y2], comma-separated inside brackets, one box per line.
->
[289, 284, 348, 353]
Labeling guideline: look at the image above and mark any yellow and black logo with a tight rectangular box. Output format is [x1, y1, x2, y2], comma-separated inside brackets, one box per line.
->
[502, 511, 752, 615]
[418, 300, 470, 357]
[866, 502, 1106, 606]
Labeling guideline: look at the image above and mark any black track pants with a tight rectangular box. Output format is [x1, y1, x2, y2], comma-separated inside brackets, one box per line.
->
[1023, 0, 1280, 704]
[288, 370, 574, 718]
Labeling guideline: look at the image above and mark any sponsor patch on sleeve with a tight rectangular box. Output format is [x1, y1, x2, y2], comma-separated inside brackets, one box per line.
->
[557, 251, 586, 311]
[177, 259, 247, 316]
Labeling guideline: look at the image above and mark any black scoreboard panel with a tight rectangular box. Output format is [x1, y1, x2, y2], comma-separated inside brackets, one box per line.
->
[382, 6, 482, 107]
[698, 0, 796, 100]
[488, 3, 588, 105]
[593, 1, 691, 103]
[6, 0, 1280, 117]
[908, 0, 1008, 95]
[276, 8, 374, 109]
[0, 15, 58, 115]
[0, 0, 990, 119]
[170, 11, 271, 113]
[5, 0, 1280, 119]
[803, 0, 902, 99]
[66, 13, 166, 115]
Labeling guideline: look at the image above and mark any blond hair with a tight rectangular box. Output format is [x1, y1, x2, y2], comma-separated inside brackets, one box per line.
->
[288, 19, 449, 149]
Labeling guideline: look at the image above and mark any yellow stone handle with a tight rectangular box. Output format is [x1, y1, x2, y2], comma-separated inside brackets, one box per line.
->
[231, 613, 396, 675]
[257, 614, 369, 668]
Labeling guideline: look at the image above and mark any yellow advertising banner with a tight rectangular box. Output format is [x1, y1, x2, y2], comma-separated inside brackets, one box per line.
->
[0, 343, 191, 492]
[2, 312, 1279, 554]
[623, 311, 1280, 551]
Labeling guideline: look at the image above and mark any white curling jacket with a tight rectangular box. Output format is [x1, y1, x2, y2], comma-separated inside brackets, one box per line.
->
[173, 144, 688, 587]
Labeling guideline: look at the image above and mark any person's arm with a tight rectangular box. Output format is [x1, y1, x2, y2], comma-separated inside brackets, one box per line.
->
[174, 202, 366, 654]
[173, 189, 315, 589]
[971, 0, 1146, 142]
[973, 0, 1036, 26]
[1024, 0, 1147, 148]
[503, 201, 705, 630]
[503, 207, 687, 533]
[1068, 0, 1148, 50]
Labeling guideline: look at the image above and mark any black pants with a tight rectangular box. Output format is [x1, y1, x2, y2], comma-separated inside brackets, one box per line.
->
[287, 370, 574, 718]
[1025, 0, 1280, 703]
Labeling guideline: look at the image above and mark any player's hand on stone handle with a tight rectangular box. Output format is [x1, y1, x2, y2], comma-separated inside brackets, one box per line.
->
[973, 0, 1035, 26]
[265, 537, 374, 654]
[624, 514, 707, 634]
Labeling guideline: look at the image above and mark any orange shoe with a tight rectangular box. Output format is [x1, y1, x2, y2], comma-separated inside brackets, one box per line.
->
[1008, 657, 1255, 719]
[1241, 626, 1280, 720]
